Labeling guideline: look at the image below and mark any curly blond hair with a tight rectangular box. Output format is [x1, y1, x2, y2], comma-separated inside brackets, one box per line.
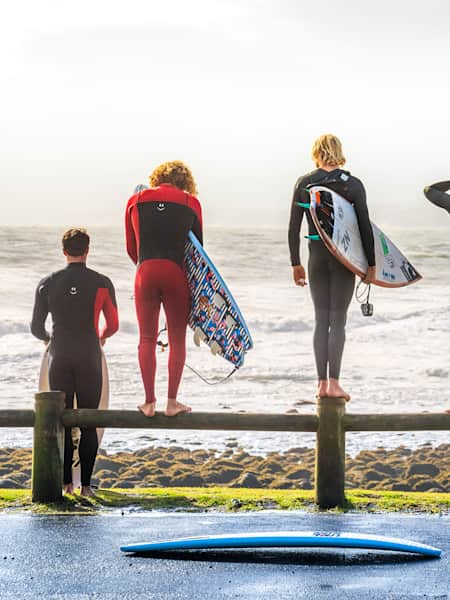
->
[311, 134, 346, 168]
[149, 160, 198, 195]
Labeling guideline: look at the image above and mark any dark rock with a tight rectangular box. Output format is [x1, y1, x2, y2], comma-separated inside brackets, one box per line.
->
[363, 470, 385, 482]
[0, 478, 20, 489]
[231, 473, 262, 488]
[413, 479, 443, 492]
[406, 463, 440, 478]
[390, 483, 411, 491]
[285, 468, 312, 481]
[170, 475, 204, 487]
[94, 458, 123, 473]
[205, 469, 242, 484]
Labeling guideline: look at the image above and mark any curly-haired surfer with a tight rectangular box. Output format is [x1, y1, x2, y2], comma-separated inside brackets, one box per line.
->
[125, 161, 203, 417]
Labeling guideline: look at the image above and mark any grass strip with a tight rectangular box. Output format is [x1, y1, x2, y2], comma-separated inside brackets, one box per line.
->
[0, 487, 449, 515]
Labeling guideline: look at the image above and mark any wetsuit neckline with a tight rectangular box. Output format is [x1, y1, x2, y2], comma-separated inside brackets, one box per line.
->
[66, 262, 87, 268]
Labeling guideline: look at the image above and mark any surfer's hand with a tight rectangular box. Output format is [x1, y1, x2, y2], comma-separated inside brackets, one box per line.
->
[293, 265, 307, 287]
[100, 337, 106, 347]
[363, 266, 376, 284]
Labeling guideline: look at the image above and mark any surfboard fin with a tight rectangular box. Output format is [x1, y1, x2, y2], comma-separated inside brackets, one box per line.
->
[193, 327, 207, 347]
[210, 341, 222, 356]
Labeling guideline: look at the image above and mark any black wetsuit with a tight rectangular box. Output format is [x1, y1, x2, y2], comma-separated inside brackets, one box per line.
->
[424, 181, 450, 214]
[288, 168, 375, 380]
[31, 263, 118, 486]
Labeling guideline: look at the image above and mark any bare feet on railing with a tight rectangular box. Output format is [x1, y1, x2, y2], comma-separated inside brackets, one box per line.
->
[165, 399, 192, 417]
[316, 379, 328, 398]
[63, 483, 74, 495]
[326, 378, 351, 401]
[80, 486, 95, 497]
[138, 402, 156, 417]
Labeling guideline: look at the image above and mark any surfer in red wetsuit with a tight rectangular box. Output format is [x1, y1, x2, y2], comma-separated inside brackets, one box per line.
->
[125, 161, 203, 417]
[289, 134, 376, 401]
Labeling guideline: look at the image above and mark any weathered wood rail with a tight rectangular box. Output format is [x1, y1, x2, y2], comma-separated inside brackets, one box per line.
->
[1, 392, 449, 507]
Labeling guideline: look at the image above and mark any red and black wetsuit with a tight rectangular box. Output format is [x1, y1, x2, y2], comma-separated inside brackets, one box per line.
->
[31, 263, 119, 486]
[125, 184, 203, 404]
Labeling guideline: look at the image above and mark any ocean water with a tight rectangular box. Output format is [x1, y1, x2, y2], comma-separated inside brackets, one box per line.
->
[0, 226, 449, 455]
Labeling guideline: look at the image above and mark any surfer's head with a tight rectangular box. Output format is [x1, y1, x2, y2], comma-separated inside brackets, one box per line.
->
[149, 160, 198, 195]
[62, 228, 90, 258]
[312, 134, 346, 169]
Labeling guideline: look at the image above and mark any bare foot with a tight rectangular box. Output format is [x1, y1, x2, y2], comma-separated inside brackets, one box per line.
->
[138, 402, 156, 417]
[316, 379, 328, 398]
[63, 483, 74, 495]
[327, 378, 351, 401]
[165, 400, 192, 417]
[80, 486, 95, 497]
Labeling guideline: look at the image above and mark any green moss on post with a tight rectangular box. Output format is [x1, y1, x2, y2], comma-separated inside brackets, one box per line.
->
[32, 391, 65, 503]
[315, 396, 346, 509]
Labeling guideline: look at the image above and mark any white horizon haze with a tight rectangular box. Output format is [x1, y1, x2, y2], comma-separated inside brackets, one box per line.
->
[1, 0, 449, 229]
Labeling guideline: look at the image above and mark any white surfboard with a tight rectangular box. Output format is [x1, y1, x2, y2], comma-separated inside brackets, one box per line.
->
[39, 344, 109, 488]
[308, 186, 422, 288]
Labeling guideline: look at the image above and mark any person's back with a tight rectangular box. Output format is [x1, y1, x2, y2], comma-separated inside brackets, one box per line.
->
[31, 228, 119, 496]
[32, 262, 117, 351]
[125, 161, 203, 418]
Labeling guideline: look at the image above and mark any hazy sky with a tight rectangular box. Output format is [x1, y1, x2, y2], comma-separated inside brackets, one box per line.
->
[1, 0, 449, 228]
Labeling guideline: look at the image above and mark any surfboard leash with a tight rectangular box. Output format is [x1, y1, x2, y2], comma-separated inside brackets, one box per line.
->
[157, 327, 238, 385]
[355, 281, 373, 317]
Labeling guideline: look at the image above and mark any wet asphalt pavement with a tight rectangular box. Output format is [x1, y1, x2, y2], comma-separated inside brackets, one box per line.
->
[0, 510, 448, 599]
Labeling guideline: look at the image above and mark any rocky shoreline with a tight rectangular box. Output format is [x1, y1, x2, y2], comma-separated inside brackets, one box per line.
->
[0, 443, 448, 492]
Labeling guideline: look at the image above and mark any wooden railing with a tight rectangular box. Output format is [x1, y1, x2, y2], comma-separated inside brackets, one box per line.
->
[1, 392, 449, 507]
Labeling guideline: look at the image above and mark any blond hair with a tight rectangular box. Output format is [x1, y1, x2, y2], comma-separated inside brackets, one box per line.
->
[149, 160, 198, 195]
[311, 134, 346, 168]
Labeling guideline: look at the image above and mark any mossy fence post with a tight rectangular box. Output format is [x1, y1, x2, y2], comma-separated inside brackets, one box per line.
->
[315, 396, 346, 509]
[32, 391, 65, 503]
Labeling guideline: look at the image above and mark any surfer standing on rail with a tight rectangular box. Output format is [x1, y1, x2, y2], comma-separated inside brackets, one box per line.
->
[125, 160, 203, 417]
[288, 134, 376, 401]
[31, 229, 119, 496]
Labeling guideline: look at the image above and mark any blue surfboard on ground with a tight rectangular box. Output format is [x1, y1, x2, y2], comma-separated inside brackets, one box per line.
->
[133, 184, 253, 368]
[120, 531, 441, 557]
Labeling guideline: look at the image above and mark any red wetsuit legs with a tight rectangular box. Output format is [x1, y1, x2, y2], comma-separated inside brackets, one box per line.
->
[135, 259, 190, 404]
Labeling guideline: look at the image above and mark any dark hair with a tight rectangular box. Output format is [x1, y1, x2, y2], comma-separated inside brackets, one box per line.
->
[62, 228, 90, 256]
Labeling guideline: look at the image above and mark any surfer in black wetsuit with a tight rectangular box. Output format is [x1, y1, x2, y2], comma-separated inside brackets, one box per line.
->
[31, 229, 119, 496]
[288, 134, 375, 401]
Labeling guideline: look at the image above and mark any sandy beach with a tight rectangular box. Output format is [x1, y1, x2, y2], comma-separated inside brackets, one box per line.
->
[0, 443, 448, 492]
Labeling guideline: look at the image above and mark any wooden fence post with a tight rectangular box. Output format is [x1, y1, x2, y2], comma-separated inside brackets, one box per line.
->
[32, 391, 65, 503]
[315, 396, 346, 509]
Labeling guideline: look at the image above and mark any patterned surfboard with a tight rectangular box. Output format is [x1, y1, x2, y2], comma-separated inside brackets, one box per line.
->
[185, 232, 253, 368]
[133, 185, 253, 367]
[308, 185, 422, 288]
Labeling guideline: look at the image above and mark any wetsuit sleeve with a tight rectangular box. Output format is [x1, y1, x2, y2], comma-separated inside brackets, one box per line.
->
[424, 181, 450, 213]
[98, 277, 119, 340]
[350, 179, 376, 267]
[426, 180, 450, 193]
[125, 196, 138, 264]
[30, 279, 51, 342]
[189, 196, 203, 245]
[288, 177, 306, 266]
